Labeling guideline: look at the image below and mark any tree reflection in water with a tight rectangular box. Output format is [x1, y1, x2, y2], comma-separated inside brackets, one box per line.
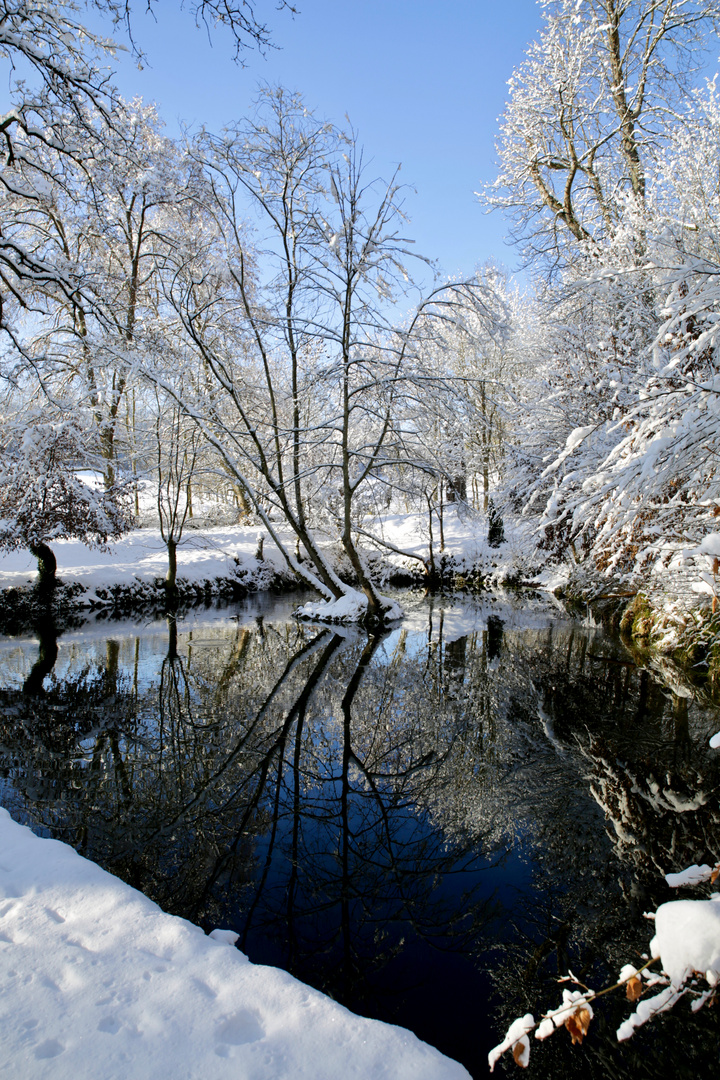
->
[0, 595, 719, 1078]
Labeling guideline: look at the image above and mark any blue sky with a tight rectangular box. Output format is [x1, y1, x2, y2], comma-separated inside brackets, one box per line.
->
[104, 1, 544, 284]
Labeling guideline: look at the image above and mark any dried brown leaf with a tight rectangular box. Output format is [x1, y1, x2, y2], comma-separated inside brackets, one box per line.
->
[565, 1007, 592, 1045]
[711, 866, 720, 885]
[512, 1040, 528, 1068]
[626, 975, 643, 1002]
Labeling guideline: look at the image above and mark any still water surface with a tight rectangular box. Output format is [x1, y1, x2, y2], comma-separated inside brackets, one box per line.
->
[1, 591, 719, 1077]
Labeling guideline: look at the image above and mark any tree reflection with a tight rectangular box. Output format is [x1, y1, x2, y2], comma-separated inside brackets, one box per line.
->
[472, 620, 720, 1079]
[1, 598, 720, 1078]
[21, 612, 59, 696]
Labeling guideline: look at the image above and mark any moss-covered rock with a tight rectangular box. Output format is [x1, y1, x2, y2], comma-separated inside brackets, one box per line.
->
[618, 593, 652, 639]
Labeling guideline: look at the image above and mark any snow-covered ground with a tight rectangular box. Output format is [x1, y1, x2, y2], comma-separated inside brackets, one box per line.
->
[0, 808, 469, 1080]
[0, 507, 537, 600]
[0, 526, 281, 598]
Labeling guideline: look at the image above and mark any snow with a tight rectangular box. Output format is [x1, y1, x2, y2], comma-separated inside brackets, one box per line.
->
[650, 897, 720, 987]
[665, 864, 715, 888]
[616, 986, 684, 1042]
[0, 526, 281, 597]
[533, 989, 594, 1039]
[364, 510, 487, 564]
[0, 506, 506, 600]
[697, 532, 720, 556]
[691, 580, 715, 596]
[540, 424, 598, 478]
[565, 424, 596, 452]
[487, 1013, 534, 1072]
[0, 808, 469, 1080]
[710, 731, 720, 749]
[0, 504, 541, 619]
[295, 589, 403, 624]
[535, 1017, 555, 1040]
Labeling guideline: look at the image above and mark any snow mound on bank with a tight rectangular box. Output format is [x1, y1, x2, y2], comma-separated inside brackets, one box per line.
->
[295, 589, 403, 624]
[650, 897, 720, 988]
[0, 808, 468, 1080]
[665, 864, 715, 888]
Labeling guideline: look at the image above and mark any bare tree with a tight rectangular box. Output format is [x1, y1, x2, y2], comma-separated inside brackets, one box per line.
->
[159, 89, 463, 625]
[150, 387, 203, 596]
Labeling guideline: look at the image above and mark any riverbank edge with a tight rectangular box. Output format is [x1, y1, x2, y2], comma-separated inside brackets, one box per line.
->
[554, 577, 720, 701]
[0, 808, 470, 1080]
[0, 544, 529, 633]
[11, 541, 718, 700]
[0, 564, 302, 633]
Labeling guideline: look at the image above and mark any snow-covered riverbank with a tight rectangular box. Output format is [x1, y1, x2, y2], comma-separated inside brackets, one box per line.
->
[0, 525, 287, 601]
[0, 510, 533, 603]
[0, 808, 469, 1079]
[3, 509, 716, 664]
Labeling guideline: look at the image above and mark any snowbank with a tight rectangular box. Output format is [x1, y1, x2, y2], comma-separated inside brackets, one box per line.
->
[0, 808, 469, 1080]
[0, 500, 548, 611]
[0, 526, 281, 599]
[650, 897, 720, 988]
[295, 589, 404, 624]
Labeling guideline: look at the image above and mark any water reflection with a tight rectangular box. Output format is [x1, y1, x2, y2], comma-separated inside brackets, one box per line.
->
[0, 594, 719, 1077]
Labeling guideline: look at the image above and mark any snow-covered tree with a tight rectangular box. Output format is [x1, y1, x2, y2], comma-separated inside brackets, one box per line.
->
[484, 2, 720, 579]
[157, 89, 492, 625]
[149, 386, 204, 594]
[488, 0, 720, 270]
[509, 82, 720, 575]
[4, 100, 192, 488]
[0, 0, 294, 342]
[0, 413, 130, 586]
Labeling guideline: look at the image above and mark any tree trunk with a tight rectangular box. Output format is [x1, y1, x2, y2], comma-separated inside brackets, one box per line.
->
[234, 483, 251, 520]
[166, 538, 178, 598]
[100, 423, 117, 489]
[481, 381, 490, 511]
[29, 542, 57, 589]
[425, 493, 438, 589]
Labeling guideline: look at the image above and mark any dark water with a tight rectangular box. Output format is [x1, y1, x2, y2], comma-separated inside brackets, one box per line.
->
[1, 591, 719, 1077]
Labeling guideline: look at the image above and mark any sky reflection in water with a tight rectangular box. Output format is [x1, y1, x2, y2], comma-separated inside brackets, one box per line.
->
[1, 592, 719, 1078]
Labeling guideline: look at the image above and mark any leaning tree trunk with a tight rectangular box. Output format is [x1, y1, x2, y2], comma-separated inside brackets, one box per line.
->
[29, 542, 57, 590]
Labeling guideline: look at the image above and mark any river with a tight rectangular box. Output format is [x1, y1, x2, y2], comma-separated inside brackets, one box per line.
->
[1, 590, 718, 1077]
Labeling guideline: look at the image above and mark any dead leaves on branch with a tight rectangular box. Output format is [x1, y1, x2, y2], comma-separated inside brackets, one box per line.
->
[564, 1006, 592, 1045]
[512, 1040, 529, 1068]
[490, 923, 720, 1072]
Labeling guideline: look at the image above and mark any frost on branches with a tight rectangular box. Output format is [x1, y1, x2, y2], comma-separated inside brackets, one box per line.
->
[485, 2, 720, 595]
[0, 419, 130, 586]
